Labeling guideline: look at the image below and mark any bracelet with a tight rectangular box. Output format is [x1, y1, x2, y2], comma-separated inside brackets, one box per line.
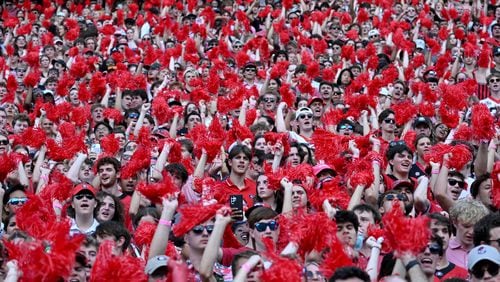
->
[241, 262, 252, 273]
[431, 169, 440, 174]
[405, 259, 419, 272]
[159, 219, 172, 227]
[53, 203, 62, 209]
[372, 160, 380, 166]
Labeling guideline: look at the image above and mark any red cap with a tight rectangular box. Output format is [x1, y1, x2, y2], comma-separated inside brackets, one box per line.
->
[308, 96, 324, 106]
[72, 183, 96, 197]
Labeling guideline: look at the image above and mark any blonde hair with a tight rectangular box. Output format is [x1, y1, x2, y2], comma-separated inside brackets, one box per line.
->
[449, 199, 489, 225]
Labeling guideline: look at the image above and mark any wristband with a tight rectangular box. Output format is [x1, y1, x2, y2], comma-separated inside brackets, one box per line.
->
[405, 259, 419, 272]
[372, 160, 380, 166]
[159, 219, 172, 227]
[241, 262, 252, 273]
[53, 203, 63, 209]
[431, 169, 440, 174]
[489, 143, 497, 151]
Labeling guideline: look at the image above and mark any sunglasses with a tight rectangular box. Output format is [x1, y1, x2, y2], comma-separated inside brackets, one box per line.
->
[448, 179, 465, 188]
[244, 68, 257, 73]
[263, 98, 276, 103]
[422, 242, 442, 254]
[254, 220, 279, 232]
[192, 224, 214, 235]
[329, 26, 340, 30]
[389, 140, 406, 147]
[234, 45, 242, 48]
[339, 124, 353, 130]
[298, 114, 313, 120]
[384, 118, 396, 124]
[471, 261, 499, 279]
[369, 35, 379, 39]
[7, 197, 27, 206]
[385, 193, 408, 201]
[0, 140, 8, 145]
[488, 238, 500, 245]
[333, 91, 342, 96]
[74, 194, 94, 200]
[128, 112, 139, 119]
[489, 78, 500, 83]
[304, 270, 323, 279]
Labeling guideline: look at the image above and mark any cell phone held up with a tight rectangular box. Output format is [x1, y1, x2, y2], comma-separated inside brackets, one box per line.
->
[229, 195, 244, 221]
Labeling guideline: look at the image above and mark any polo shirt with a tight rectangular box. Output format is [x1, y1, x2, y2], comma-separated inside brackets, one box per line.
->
[446, 237, 469, 269]
[218, 177, 256, 207]
[69, 218, 100, 236]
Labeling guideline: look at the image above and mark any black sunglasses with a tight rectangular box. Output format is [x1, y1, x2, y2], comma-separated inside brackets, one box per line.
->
[128, 112, 139, 119]
[333, 91, 342, 96]
[192, 225, 214, 235]
[422, 242, 442, 254]
[263, 98, 276, 103]
[448, 179, 465, 188]
[74, 194, 94, 200]
[489, 78, 500, 83]
[298, 114, 313, 120]
[471, 261, 499, 279]
[385, 193, 408, 201]
[384, 118, 396, 124]
[254, 220, 278, 232]
[0, 140, 8, 145]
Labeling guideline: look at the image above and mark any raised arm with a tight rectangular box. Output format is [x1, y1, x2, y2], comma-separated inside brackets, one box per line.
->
[280, 178, 293, 214]
[148, 194, 178, 259]
[66, 153, 87, 183]
[199, 207, 232, 281]
[433, 154, 454, 212]
[275, 102, 288, 133]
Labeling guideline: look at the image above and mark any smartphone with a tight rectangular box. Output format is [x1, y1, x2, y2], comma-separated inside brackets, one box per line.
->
[229, 195, 244, 221]
[90, 144, 101, 154]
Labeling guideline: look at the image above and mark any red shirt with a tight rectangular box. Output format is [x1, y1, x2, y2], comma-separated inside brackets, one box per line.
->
[219, 177, 256, 207]
[435, 262, 468, 281]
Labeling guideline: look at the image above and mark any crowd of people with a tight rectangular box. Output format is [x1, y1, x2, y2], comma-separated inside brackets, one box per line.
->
[0, 0, 498, 281]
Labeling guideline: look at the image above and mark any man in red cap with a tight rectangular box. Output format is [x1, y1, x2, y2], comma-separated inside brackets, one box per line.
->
[69, 183, 99, 236]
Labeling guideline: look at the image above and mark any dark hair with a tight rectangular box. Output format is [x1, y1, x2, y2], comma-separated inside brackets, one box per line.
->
[96, 157, 121, 173]
[95, 221, 131, 252]
[228, 144, 252, 160]
[93, 121, 112, 135]
[414, 133, 431, 150]
[377, 190, 400, 208]
[448, 170, 465, 182]
[385, 143, 413, 161]
[165, 163, 189, 184]
[179, 139, 194, 154]
[377, 109, 395, 124]
[231, 250, 260, 277]
[470, 173, 491, 198]
[288, 142, 306, 163]
[95, 191, 124, 224]
[247, 207, 278, 229]
[473, 212, 500, 246]
[329, 266, 370, 282]
[134, 89, 148, 101]
[429, 235, 445, 256]
[334, 210, 359, 233]
[12, 113, 30, 127]
[352, 204, 381, 223]
[254, 173, 284, 214]
[336, 68, 354, 86]
[184, 111, 202, 125]
[428, 213, 452, 236]
[133, 207, 160, 228]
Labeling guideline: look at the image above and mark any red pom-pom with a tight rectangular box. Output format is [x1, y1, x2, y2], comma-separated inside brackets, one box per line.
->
[100, 134, 120, 156]
[136, 175, 177, 204]
[471, 103, 495, 141]
[392, 100, 418, 126]
[103, 108, 123, 124]
[11, 127, 47, 148]
[424, 143, 472, 170]
[320, 237, 354, 278]
[172, 203, 222, 237]
[492, 162, 500, 208]
[90, 241, 147, 282]
[133, 221, 157, 247]
[39, 171, 74, 202]
[382, 202, 430, 255]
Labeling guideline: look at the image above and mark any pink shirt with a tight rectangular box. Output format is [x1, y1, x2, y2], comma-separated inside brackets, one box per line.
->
[446, 237, 469, 269]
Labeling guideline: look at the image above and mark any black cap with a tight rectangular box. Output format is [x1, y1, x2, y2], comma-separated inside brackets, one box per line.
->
[413, 116, 432, 128]
[494, 46, 500, 56]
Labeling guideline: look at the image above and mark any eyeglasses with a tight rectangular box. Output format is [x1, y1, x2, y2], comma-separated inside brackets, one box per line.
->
[422, 242, 442, 254]
[298, 113, 313, 120]
[385, 193, 408, 201]
[489, 78, 500, 83]
[448, 179, 465, 188]
[263, 98, 276, 103]
[7, 197, 27, 206]
[0, 140, 9, 145]
[254, 220, 279, 232]
[74, 194, 94, 200]
[471, 261, 499, 279]
[339, 124, 353, 130]
[384, 118, 396, 124]
[191, 224, 214, 235]
[389, 140, 406, 147]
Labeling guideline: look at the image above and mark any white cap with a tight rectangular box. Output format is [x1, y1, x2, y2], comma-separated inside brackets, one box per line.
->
[467, 245, 500, 270]
[415, 39, 426, 50]
[295, 107, 314, 120]
[145, 255, 169, 275]
[368, 29, 380, 37]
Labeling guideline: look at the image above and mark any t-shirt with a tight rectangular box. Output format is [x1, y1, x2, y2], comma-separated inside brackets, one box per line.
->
[435, 262, 468, 281]
[480, 96, 500, 116]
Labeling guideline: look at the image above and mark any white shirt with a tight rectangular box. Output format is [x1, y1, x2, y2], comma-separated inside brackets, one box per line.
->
[69, 218, 100, 236]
